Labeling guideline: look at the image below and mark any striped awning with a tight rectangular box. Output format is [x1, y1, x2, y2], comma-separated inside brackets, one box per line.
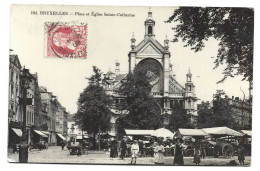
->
[34, 130, 48, 137]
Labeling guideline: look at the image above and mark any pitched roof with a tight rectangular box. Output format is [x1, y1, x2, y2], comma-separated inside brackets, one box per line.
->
[115, 74, 127, 81]
[10, 54, 22, 69]
[135, 38, 165, 53]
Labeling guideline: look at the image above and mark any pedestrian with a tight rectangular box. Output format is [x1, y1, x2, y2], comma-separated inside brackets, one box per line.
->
[138, 139, 144, 157]
[61, 140, 65, 150]
[193, 146, 201, 165]
[12, 143, 17, 154]
[237, 145, 245, 165]
[173, 138, 184, 165]
[200, 142, 206, 159]
[154, 141, 165, 165]
[120, 137, 127, 160]
[131, 140, 139, 164]
[110, 138, 118, 158]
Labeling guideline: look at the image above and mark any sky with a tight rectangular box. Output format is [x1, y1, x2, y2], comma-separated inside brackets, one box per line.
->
[10, 5, 250, 114]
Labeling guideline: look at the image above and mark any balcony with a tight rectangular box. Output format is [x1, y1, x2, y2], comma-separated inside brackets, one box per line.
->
[169, 92, 184, 97]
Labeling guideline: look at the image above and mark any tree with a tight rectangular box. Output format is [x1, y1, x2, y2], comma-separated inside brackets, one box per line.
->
[167, 7, 254, 83]
[116, 68, 162, 133]
[211, 90, 236, 128]
[197, 90, 236, 129]
[197, 107, 214, 129]
[166, 101, 194, 132]
[74, 66, 112, 150]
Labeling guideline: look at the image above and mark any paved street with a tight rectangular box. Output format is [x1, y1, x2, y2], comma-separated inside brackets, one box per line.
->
[7, 146, 251, 166]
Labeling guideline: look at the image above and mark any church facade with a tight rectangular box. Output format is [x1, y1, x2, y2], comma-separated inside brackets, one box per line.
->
[102, 11, 198, 134]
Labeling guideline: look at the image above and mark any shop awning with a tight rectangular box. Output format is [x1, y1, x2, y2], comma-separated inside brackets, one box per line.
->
[41, 131, 51, 135]
[125, 129, 154, 136]
[202, 127, 243, 137]
[34, 130, 48, 137]
[12, 128, 22, 137]
[241, 130, 252, 137]
[57, 133, 66, 140]
[176, 129, 208, 138]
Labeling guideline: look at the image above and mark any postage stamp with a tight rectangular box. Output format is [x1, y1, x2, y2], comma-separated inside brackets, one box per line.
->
[45, 22, 87, 58]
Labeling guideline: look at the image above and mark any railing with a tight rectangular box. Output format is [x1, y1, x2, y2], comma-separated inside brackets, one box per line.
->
[169, 92, 184, 97]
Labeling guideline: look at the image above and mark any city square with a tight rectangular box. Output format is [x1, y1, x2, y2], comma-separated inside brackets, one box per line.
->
[8, 5, 253, 166]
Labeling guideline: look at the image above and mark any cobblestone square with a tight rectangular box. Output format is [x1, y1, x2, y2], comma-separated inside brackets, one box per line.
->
[7, 146, 251, 166]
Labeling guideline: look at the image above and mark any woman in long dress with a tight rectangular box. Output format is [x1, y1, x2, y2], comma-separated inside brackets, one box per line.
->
[154, 141, 165, 165]
[173, 138, 184, 165]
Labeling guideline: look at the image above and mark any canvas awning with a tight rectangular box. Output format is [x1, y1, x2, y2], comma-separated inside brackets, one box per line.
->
[241, 130, 252, 137]
[202, 127, 243, 137]
[125, 129, 154, 136]
[41, 131, 51, 135]
[34, 130, 48, 137]
[57, 133, 66, 140]
[176, 129, 208, 138]
[12, 128, 22, 137]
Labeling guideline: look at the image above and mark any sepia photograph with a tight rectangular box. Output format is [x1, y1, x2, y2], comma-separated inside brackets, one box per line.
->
[6, 3, 254, 167]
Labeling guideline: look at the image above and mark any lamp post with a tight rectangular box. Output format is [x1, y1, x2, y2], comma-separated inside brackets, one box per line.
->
[19, 67, 31, 163]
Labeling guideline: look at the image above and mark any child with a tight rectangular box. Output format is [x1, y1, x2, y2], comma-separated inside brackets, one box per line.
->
[131, 140, 139, 164]
[193, 146, 201, 165]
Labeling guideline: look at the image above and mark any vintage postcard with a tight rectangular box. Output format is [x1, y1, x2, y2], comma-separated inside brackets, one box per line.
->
[8, 4, 253, 166]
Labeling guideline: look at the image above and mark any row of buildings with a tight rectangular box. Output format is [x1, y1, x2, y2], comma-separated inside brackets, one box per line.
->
[197, 95, 252, 130]
[8, 52, 69, 147]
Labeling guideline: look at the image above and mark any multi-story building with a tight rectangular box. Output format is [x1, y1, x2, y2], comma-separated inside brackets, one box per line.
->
[63, 110, 69, 139]
[102, 11, 198, 135]
[39, 86, 58, 145]
[228, 97, 252, 130]
[8, 54, 22, 147]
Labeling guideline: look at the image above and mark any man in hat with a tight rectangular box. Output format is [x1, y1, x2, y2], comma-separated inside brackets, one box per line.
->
[130, 140, 139, 164]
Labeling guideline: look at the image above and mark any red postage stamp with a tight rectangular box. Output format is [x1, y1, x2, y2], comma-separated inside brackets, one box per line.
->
[45, 22, 87, 58]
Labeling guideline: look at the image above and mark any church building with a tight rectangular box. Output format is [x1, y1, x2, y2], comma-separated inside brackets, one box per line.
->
[102, 11, 198, 134]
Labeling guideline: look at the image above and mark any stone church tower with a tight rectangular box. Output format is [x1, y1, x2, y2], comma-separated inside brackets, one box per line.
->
[128, 11, 198, 123]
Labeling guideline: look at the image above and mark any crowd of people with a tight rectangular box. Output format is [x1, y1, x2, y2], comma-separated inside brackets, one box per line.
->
[106, 136, 209, 165]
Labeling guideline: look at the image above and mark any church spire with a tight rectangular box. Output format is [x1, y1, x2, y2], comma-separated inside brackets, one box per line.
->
[144, 8, 155, 39]
[186, 67, 192, 82]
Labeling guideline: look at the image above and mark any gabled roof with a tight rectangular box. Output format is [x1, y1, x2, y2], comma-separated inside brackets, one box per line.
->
[10, 55, 22, 69]
[135, 38, 165, 53]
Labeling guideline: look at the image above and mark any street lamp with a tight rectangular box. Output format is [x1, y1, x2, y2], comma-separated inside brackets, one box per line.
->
[19, 67, 32, 163]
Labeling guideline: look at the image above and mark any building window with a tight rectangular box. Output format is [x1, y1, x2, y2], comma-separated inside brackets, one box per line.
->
[189, 85, 192, 91]
[148, 26, 153, 35]
[10, 70, 14, 82]
[32, 112, 34, 124]
[11, 85, 14, 100]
